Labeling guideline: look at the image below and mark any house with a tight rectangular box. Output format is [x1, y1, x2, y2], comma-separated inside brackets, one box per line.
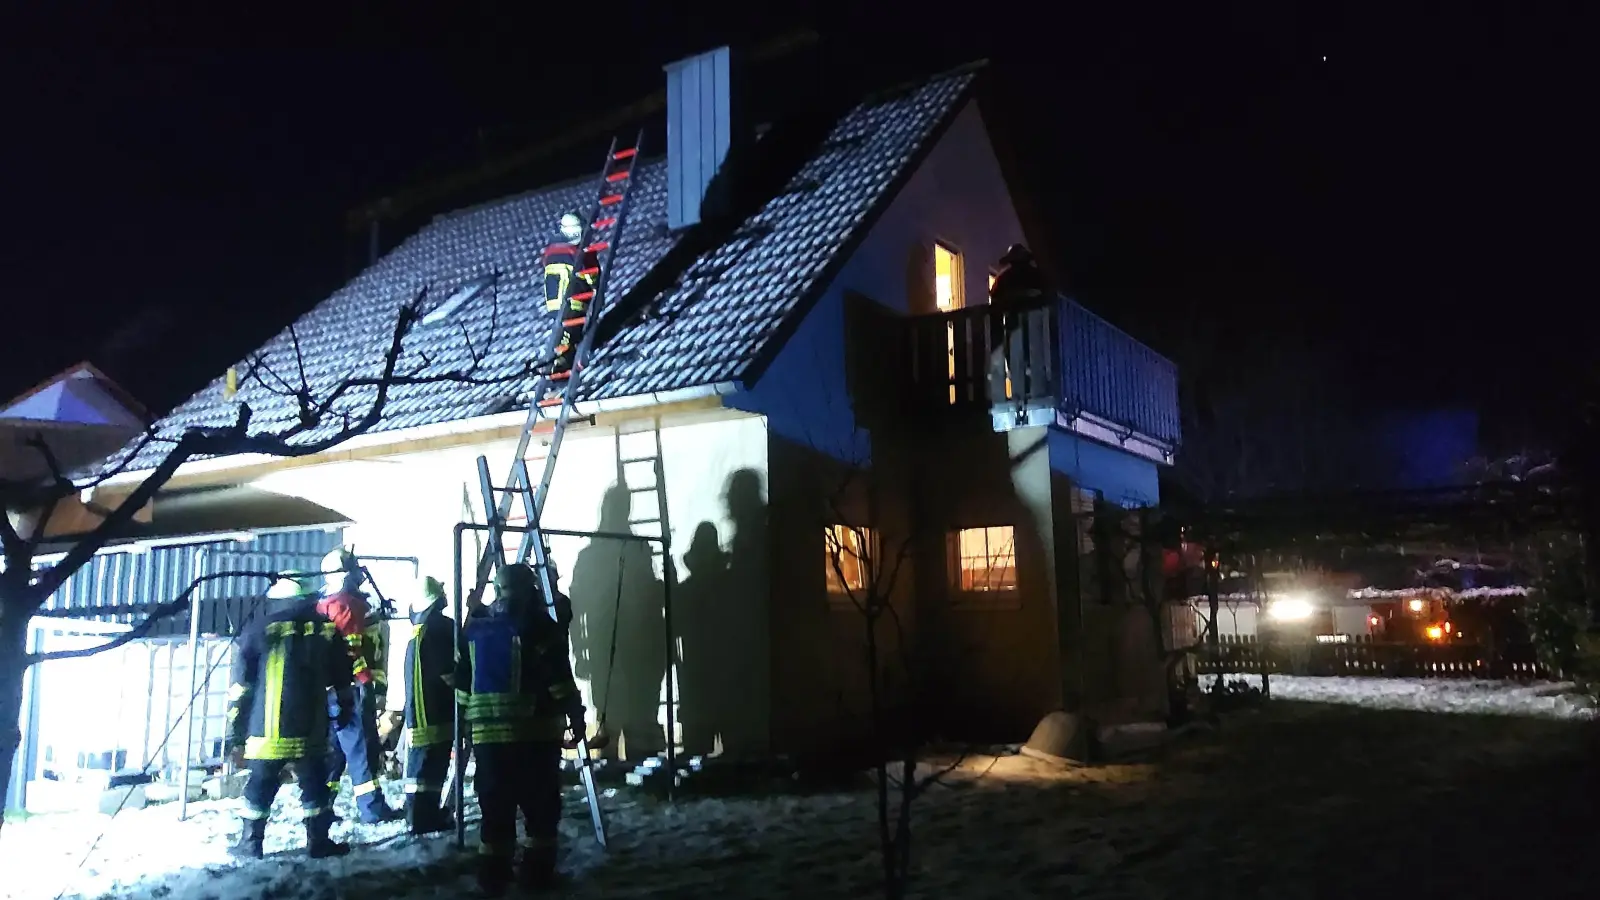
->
[52, 47, 1180, 767]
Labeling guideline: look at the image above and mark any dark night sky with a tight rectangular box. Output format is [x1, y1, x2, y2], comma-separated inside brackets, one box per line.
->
[1, 3, 1588, 453]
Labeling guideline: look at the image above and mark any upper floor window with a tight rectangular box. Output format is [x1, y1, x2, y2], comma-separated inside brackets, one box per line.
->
[950, 525, 1017, 593]
[934, 243, 964, 311]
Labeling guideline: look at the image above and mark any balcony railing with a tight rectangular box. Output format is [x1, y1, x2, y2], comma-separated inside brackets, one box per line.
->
[901, 295, 1180, 455]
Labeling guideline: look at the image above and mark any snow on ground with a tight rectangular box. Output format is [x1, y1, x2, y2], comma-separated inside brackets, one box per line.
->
[7, 679, 1598, 899]
[1237, 674, 1599, 719]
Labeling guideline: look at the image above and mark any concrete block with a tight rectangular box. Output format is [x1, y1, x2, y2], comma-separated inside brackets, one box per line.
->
[1020, 711, 1093, 764]
[97, 784, 147, 816]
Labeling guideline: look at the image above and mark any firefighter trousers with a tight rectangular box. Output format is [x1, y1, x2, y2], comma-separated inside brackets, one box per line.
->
[241, 756, 332, 826]
[474, 741, 561, 859]
[404, 742, 451, 817]
[551, 286, 592, 374]
[326, 682, 390, 818]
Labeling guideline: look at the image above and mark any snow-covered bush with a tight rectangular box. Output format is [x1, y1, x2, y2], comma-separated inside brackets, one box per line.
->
[1520, 533, 1600, 699]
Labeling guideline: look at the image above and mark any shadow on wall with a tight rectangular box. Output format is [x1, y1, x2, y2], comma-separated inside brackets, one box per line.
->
[675, 469, 769, 759]
[568, 483, 664, 760]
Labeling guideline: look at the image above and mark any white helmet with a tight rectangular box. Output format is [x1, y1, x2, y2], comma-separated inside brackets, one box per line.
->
[559, 212, 583, 242]
[321, 548, 360, 596]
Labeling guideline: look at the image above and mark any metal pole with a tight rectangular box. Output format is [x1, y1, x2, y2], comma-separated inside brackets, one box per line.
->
[180, 549, 204, 821]
[452, 523, 466, 850]
[661, 537, 675, 802]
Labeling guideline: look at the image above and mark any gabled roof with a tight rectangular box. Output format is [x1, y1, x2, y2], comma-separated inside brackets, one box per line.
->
[127, 67, 979, 472]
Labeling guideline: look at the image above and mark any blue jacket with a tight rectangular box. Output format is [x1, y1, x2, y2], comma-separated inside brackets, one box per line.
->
[455, 610, 579, 744]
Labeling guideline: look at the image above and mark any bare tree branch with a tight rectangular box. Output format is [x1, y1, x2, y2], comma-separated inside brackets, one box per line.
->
[26, 569, 280, 664]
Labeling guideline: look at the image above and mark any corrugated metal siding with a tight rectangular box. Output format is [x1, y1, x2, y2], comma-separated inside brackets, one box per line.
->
[665, 45, 733, 230]
[1057, 300, 1181, 446]
[37, 527, 344, 636]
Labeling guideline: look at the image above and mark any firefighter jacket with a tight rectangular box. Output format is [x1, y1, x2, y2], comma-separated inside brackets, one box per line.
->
[989, 261, 1050, 313]
[541, 241, 600, 313]
[318, 589, 379, 686]
[227, 599, 354, 760]
[454, 609, 580, 745]
[404, 598, 456, 748]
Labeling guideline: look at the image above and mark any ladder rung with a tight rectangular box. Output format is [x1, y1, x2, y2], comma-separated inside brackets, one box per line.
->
[619, 457, 658, 464]
[613, 147, 637, 160]
[569, 290, 595, 303]
[628, 485, 659, 493]
[585, 241, 610, 253]
[592, 216, 617, 229]
[606, 170, 630, 183]
[578, 267, 600, 277]
[562, 316, 588, 328]
[537, 396, 566, 408]
[630, 519, 661, 526]
[600, 194, 624, 206]
[550, 370, 572, 382]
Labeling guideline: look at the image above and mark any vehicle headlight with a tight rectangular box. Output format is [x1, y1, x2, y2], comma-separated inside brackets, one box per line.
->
[1267, 595, 1315, 622]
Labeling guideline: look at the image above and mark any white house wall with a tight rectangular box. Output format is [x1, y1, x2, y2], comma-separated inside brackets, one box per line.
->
[249, 410, 771, 758]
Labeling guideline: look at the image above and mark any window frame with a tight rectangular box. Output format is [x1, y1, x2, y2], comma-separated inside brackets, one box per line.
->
[933, 241, 966, 312]
[824, 523, 879, 609]
[947, 525, 1021, 610]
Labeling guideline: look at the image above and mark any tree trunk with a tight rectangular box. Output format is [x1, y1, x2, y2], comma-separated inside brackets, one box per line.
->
[0, 610, 29, 836]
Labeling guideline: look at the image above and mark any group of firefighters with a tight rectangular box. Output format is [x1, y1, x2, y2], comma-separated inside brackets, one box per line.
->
[225, 548, 585, 895]
[220, 207, 1048, 893]
[224, 210, 602, 891]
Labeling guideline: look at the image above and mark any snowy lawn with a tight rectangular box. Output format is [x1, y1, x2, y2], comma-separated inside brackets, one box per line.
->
[1246, 674, 1600, 720]
[7, 682, 1597, 899]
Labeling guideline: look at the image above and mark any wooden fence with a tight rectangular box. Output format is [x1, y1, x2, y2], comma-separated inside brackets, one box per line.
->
[1195, 634, 1553, 680]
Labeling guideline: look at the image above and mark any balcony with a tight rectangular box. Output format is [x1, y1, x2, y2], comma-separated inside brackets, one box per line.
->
[898, 296, 1180, 463]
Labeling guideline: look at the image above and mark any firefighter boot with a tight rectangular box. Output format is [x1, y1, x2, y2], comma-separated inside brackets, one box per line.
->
[406, 795, 452, 836]
[517, 841, 558, 891]
[305, 814, 351, 859]
[357, 789, 404, 824]
[230, 819, 266, 860]
[477, 852, 515, 897]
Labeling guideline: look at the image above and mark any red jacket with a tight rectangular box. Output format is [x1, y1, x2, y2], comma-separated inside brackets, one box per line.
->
[318, 590, 377, 686]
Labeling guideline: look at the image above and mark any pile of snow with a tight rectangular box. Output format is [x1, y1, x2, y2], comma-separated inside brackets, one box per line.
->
[1239, 674, 1599, 719]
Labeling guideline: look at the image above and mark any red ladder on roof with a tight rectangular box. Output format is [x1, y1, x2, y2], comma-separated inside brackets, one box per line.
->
[466, 130, 645, 851]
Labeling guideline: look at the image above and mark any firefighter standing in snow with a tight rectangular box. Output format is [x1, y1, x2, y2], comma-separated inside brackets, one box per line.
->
[320, 549, 402, 823]
[457, 563, 586, 894]
[402, 575, 455, 835]
[226, 574, 354, 859]
[541, 210, 597, 390]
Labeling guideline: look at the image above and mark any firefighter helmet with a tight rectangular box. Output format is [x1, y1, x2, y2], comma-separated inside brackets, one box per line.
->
[321, 548, 362, 596]
[559, 211, 584, 242]
[421, 575, 446, 601]
[266, 573, 318, 601]
[1000, 243, 1033, 266]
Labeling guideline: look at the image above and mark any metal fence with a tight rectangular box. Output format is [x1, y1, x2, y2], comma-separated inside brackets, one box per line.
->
[1194, 633, 1553, 680]
[35, 527, 344, 636]
[900, 294, 1180, 446]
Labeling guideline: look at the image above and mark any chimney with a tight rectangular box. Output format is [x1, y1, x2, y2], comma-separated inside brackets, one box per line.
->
[664, 45, 736, 231]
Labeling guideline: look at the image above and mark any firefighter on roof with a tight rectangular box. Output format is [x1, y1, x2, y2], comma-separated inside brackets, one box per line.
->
[541, 210, 599, 388]
[402, 575, 456, 835]
[226, 573, 354, 859]
[456, 562, 586, 895]
[319, 548, 403, 823]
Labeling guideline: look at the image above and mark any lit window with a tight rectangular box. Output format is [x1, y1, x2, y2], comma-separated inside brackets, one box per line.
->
[825, 525, 876, 594]
[422, 275, 494, 326]
[950, 526, 1017, 592]
[934, 243, 964, 311]
[934, 243, 965, 404]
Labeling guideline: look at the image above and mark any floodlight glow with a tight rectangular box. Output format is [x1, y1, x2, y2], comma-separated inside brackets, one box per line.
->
[1267, 594, 1315, 622]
